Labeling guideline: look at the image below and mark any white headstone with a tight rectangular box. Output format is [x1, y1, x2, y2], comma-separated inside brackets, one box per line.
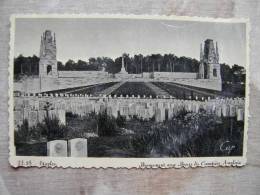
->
[57, 109, 66, 125]
[14, 98, 24, 110]
[68, 138, 88, 157]
[138, 106, 146, 119]
[195, 102, 200, 113]
[237, 108, 244, 121]
[129, 104, 136, 116]
[221, 104, 229, 117]
[187, 102, 192, 112]
[38, 110, 46, 123]
[106, 106, 112, 116]
[23, 108, 30, 121]
[158, 102, 164, 109]
[230, 105, 236, 117]
[14, 110, 23, 130]
[111, 106, 118, 118]
[168, 108, 174, 120]
[155, 107, 165, 122]
[47, 140, 67, 157]
[216, 106, 222, 117]
[23, 99, 30, 109]
[29, 111, 38, 127]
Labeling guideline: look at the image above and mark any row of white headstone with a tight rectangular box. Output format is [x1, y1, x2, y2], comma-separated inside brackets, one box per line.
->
[13, 96, 245, 130]
[47, 138, 88, 157]
[14, 108, 66, 129]
[21, 92, 218, 101]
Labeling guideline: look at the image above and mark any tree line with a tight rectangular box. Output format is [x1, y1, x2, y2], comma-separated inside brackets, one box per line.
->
[13, 54, 245, 83]
[14, 54, 200, 74]
[57, 54, 201, 74]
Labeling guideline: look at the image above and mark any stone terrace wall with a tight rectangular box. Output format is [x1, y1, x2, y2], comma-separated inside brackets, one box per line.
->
[171, 79, 222, 91]
[14, 77, 118, 93]
[58, 71, 108, 78]
[153, 72, 197, 79]
[14, 70, 221, 93]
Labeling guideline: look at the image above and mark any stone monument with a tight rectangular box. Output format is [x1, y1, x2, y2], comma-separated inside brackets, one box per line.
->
[119, 54, 128, 74]
[198, 39, 221, 81]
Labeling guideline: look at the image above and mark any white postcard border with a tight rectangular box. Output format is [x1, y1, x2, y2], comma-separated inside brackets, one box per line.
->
[8, 14, 250, 168]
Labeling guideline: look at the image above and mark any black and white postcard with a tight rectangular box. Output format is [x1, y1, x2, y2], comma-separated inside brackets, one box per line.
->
[9, 15, 249, 168]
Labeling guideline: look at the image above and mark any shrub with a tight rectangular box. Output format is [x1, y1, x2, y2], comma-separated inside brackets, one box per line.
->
[97, 111, 117, 136]
[116, 114, 126, 127]
[130, 110, 243, 157]
[15, 119, 30, 144]
[38, 116, 69, 141]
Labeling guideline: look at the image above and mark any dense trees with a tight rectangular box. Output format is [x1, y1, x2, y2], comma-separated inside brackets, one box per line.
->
[112, 53, 200, 74]
[220, 63, 246, 84]
[13, 53, 245, 84]
[14, 55, 40, 76]
[13, 53, 200, 75]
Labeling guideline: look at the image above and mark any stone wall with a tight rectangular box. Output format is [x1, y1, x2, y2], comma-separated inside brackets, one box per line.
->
[14, 77, 41, 93]
[14, 71, 221, 93]
[172, 78, 222, 91]
[14, 76, 117, 93]
[153, 72, 197, 79]
[58, 71, 108, 78]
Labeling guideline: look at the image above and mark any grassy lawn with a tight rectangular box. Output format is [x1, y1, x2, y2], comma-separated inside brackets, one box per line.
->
[111, 82, 157, 97]
[153, 82, 218, 100]
[41, 82, 118, 95]
[152, 82, 245, 99]
[69, 82, 117, 95]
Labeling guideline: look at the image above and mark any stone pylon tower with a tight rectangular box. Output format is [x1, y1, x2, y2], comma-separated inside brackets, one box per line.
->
[199, 39, 221, 81]
[39, 30, 58, 78]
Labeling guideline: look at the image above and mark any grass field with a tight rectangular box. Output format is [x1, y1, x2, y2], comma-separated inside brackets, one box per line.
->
[40, 80, 245, 99]
[153, 82, 245, 99]
[41, 82, 118, 95]
[110, 82, 157, 97]
[152, 82, 216, 100]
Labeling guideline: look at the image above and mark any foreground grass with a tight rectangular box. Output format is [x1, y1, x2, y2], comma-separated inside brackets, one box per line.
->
[16, 109, 244, 157]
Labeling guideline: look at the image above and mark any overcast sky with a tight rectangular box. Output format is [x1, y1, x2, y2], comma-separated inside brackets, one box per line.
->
[14, 17, 247, 67]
